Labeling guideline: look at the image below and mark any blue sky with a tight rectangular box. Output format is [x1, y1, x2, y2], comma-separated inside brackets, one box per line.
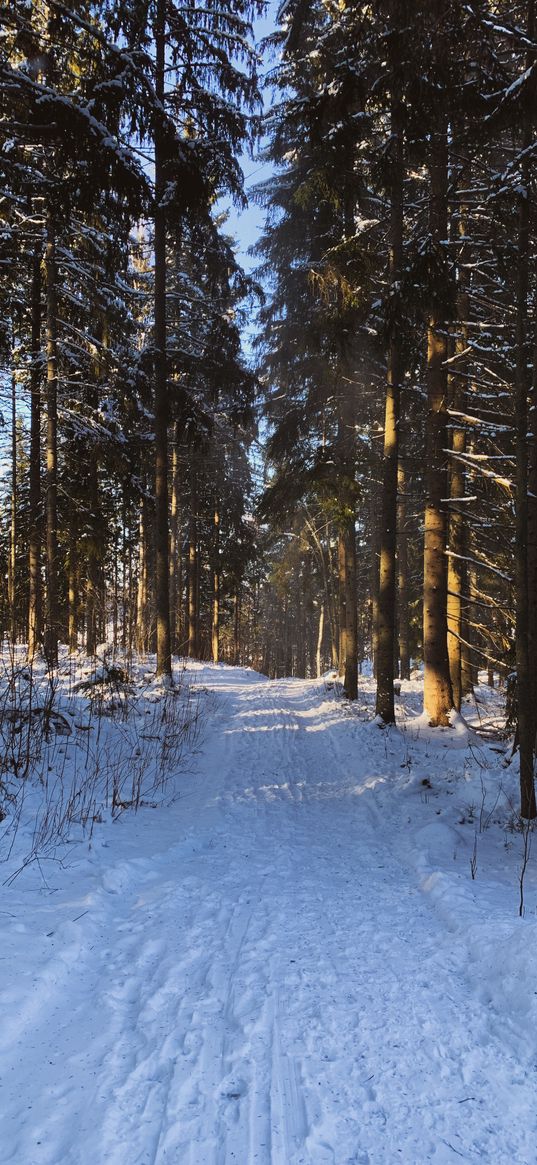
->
[221, 1, 278, 274]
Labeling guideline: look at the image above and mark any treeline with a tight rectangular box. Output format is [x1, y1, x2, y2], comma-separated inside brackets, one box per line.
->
[2, 2, 537, 817]
[0, 0, 261, 670]
[253, 0, 537, 816]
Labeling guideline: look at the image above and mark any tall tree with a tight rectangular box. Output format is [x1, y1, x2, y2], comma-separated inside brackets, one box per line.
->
[422, 110, 454, 724]
[376, 95, 405, 723]
[153, 0, 172, 677]
[27, 244, 42, 661]
[513, 0, 537, 816]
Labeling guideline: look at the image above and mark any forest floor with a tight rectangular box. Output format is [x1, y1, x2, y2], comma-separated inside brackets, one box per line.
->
[1, 659, 537, 1165]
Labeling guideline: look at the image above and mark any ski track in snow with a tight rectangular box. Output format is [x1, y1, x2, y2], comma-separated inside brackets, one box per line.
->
[1, 666, 537, 1164]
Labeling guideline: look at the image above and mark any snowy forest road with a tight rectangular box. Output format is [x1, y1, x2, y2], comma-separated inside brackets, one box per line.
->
[2, 665, 536, 1165]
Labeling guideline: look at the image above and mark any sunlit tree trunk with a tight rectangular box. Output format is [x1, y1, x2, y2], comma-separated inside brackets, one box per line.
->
[447, 203, 469, 712]
[515, 0, 537, 818]
[343, 518, 358, 699]
[337, 530, 346, 674]
[370, 484, 380, 678]
[376, 100, 404, 721]
[397, 461, 410, 680]
[423, 116, 453, 724]
[460, 562, 478, 695]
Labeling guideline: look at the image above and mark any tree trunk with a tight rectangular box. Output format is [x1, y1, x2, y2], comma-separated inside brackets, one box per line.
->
[85, 464, 100, 657]
[169, 427, 180, 653]
[68, 509, 78, 654]
[8, 365, 17, 645]
[136, 496, 150, 655]
[515, 0, 537, 818]
[337, 529, 346, 675]
[85, 309, 108, 655]
[44, 216, 59, 667]
[212, 505, 220, 664]
[126, 502, 134, 659]
[234, 586, 241, 665]
[529, 310, 537, 761]
[397, 461, 411, 680]
[423, 118, 453, 725]
[376, 101, 404, 721]
[461, 563, 478, 695]
[28, 245, 42, 661]
[343, 518, 358, 700]
[112, 527, 119, 651]
[153, 0, 172, 678]
[447, 441, 467, 712]
[306, 518, 337, 670]
[177, 539, 184, 653]
[316, 603, 325, 678]
[370, 484, 380, 678]
[188, 462, 199, 658]
[447, 196, 469, 712]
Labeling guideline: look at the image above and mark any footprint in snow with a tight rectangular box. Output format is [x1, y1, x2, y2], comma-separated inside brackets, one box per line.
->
[218, 1074, 247, 1100]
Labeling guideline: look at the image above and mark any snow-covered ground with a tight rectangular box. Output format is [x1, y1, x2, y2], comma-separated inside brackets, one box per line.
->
[1, 660, 537, 1164]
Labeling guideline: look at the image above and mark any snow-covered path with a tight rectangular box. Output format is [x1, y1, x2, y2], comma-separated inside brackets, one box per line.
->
[2, 666, 536, 1164]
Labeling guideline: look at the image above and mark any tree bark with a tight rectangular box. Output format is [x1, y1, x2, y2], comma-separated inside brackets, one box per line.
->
[86, 318, 108, 656]
[44, 216, 59, 667]
[212, 505, 220, 663]
[121, 491, 129, 654]
[8, 364, 17, 645]
[316, 602, 324, 678]
[397, 461, 411, 680]
[423, 118, 453, 725]
[376, 100, 404, 721]
[188, 461, 199, 658]
[234, 585, 241, 665]
[85, 462, 100, 656]
[136, 496, 150, 655]
[370, 483, 380, 678]
[337, 529, 346, 675]
[460, 562, 478, 695]
[447, 202, 469, 712]
[515, 0, 537, 818]
[28, 245, 42, 661]
[169, 427, 180, 653]
[529, 310, 537, 762]
[68, 508, 78, 653]
[153, 0, 172, 677]
[112, 538, 118, 650]
[305, 517, 337, 670]
[343, 518, 358, 699]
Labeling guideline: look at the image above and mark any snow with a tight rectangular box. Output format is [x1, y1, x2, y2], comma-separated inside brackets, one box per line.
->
[1, 661, 537, 1164]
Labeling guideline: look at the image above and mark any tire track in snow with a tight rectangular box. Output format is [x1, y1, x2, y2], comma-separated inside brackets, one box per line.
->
[200, 675, 537, 1164]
